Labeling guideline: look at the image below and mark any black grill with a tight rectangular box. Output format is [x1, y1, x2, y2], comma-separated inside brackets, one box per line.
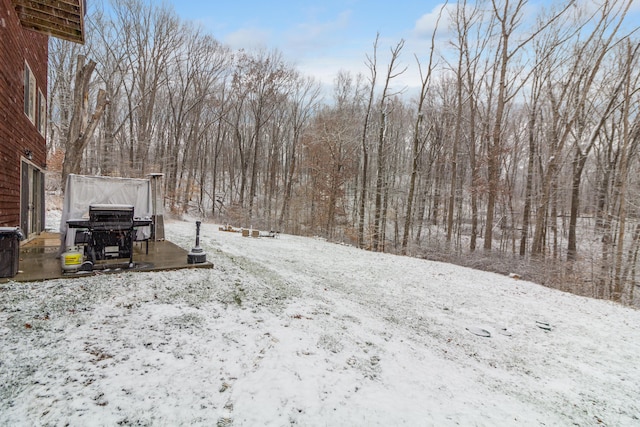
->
[88, 204, 135, 264]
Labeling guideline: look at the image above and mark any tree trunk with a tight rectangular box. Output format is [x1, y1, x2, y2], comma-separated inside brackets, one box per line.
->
[567, 149, 588, 261]
[372, 40, 405, 252]
[358, 37, 378, 249]
[62, 56, 108, 192]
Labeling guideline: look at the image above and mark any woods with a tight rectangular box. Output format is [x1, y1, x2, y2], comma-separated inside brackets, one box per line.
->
[46, 0, 640, 306]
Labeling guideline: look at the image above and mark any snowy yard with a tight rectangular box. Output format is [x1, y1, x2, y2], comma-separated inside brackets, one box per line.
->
[1, 218, 639, 426]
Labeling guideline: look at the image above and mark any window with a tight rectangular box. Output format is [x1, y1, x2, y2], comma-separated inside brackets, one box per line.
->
[37, 89, 46, 135]
[24, 62, 36, 124]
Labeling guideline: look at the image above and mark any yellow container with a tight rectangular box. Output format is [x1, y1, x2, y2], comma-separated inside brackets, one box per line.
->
[61, 247, 83, 272]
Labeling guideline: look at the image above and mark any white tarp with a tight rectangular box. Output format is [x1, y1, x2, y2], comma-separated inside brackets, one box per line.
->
[60, 174, 153, 248]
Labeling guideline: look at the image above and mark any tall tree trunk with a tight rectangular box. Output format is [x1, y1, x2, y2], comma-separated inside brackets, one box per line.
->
[402, 5, 443, 254]
[402, 116, 423, 253]
[520, 73, 540, 256]
[372, 40, 405, 251]
[62, 55, 108, 192]
[567, 148, 588, 260]
[248, 123, 262, 223]
[358, 36, 378, 249]
[372, 110, 387, 251]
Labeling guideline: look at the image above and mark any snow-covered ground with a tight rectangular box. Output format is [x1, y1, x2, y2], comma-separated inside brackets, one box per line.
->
[1, 218, 639, 426]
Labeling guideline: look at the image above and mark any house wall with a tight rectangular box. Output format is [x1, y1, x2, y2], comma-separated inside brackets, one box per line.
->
[0, 0, 48, 227]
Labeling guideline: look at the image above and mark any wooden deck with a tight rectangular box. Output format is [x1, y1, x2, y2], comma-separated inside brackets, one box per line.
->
[1, 232, 213, 283]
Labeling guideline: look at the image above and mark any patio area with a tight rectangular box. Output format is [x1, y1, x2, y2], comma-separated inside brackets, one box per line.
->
[2, 232, 213, 283]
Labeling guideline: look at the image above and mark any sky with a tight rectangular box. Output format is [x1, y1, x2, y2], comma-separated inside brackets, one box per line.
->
[142, 0, 640, 95]
[147, 0, 451, 90]
[1, 215, 639, 424]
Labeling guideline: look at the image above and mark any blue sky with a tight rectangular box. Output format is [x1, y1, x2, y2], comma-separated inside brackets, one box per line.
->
[145, 0, 640, 92]
[148, 0, 447, 87]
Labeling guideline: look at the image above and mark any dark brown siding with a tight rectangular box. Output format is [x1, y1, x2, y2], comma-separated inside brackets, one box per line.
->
[0, 0, 48, 227]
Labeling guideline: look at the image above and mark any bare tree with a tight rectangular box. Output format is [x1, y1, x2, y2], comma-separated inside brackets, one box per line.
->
[566, 0, 634, 261]
[61, 55, 108, 192]
[112, 0, 180, 175]
[279, 74, 321, 231]
[357, 36, 379, 249]
[485, 0, 574, 251]
[612, 40, 640, 300]
[47, 38, 82, 156]
[402, 4, 445, 254]
[371, 39, 406, 251]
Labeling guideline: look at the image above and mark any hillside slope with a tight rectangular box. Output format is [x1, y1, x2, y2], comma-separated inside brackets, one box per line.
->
[1, 219, 639, 426]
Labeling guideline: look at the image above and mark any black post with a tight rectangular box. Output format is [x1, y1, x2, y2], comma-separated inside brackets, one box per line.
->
[187, 221, 207, 264]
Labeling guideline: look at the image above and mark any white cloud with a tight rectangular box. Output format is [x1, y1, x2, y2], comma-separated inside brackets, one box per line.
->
[283, 10, 352, 57]
[224, 27, 272, 51]
[413, 3, 454, 39]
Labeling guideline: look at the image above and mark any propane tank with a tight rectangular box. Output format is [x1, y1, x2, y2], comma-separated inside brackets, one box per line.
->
[61, 246, 84, 272]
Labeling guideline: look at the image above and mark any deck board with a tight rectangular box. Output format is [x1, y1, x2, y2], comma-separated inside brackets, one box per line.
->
[2, 232, 213, 283]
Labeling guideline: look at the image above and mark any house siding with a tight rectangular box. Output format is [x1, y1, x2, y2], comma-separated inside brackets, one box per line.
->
[0, 0, 48, 227]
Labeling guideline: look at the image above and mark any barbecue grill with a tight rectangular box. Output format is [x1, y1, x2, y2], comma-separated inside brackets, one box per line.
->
[65, 204, 152, 271]
[88, 204, 135, 266]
